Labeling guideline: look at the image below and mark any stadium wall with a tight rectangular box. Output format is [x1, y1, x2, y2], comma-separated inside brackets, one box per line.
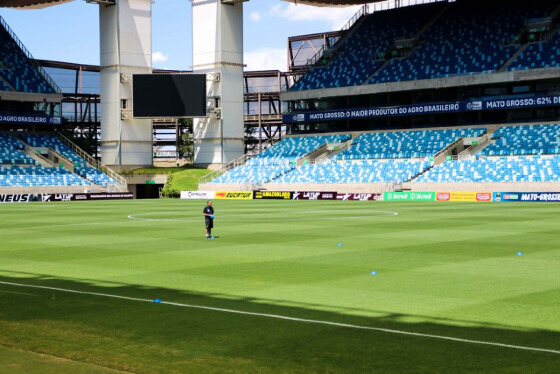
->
[199, 182, 560, 194]
[282, 62, 560, 102]
[199, 182, 396, 194]
[404, 182, 560, 192]
[0, 185, 105, 194]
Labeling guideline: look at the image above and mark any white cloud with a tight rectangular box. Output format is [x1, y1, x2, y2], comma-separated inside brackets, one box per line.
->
[244, 48, 287, 72]
[152, 51, 168, 63]
[249, 12, 261, 21]
[270, 4, 362, 30]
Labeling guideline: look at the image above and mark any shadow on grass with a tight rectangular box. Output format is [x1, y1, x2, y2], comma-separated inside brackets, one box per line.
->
[0, 272, 558, 374]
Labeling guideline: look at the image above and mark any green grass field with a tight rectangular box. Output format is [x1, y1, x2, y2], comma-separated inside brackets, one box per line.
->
[0, 199, 559, 373]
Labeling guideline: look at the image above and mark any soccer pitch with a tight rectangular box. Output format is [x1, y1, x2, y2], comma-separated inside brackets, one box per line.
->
[0, 199, 559, 373]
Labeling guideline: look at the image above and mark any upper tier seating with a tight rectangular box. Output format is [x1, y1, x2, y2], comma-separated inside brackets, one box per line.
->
[508, 30, 560, 71]
[479, 124, 560, 156]
[336, 128, 485, 160]
[19, 133, 117, 187]
[0, 134, 35, 165]
[275, 159, 432, 184]
[0, 22, 55, 93]
[369, 0, 557, 84]
[291, 3, 444, 91]
[415, 156, 560, 183]
[292, 0, 558, 90]
[0, 165, 90, 187]
[0, 77, 11, 91]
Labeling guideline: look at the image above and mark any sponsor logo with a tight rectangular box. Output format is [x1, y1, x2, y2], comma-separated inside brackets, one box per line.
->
[436, 192, 450, 201]
[254, 191, 292, 200]
[303, 192, 320, 200]
[0, 194, 40, 203]
[292, 114, 305, 122]
[476, 193, 492, 201]
[216, 191, 252, 200]
[336, 193, 379, 201]
[181, 191, 215, 200]
[56, 194, 73, 202]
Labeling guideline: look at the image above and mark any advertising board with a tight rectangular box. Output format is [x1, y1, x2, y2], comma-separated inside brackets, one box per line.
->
[253, 191, 293, 200]
[41, 193, 133, 202]
[180, 191, 216, 200]
[436, 192, 491, 202]
[383, 192, 435, 201]
[0, 194, 42, 203]
[493, 192, 560, 202]
[335, 193, 380, 201]
[292, 191, 337, 200]
[215, 191, 253, 200]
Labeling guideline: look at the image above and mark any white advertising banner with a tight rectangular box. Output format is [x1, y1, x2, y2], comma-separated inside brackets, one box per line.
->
[180, 191, 216, 200]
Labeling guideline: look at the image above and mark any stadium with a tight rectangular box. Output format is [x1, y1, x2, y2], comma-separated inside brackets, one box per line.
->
[1, 0, 559, 372]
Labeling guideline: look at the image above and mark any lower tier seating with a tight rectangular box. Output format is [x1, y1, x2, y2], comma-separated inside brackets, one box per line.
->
[0, 166, 91, 187]
[415, 156, 560, 183]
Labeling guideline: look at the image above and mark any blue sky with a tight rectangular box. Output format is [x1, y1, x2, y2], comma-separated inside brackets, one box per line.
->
[0, 0, 362, 72]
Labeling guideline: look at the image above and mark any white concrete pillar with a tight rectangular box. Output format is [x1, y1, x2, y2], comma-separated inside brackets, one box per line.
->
[191, 0, 245, 167]
[99, 0, 153, 170]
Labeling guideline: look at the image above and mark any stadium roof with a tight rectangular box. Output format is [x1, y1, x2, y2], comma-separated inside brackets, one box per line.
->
[0, 0, 379, 9]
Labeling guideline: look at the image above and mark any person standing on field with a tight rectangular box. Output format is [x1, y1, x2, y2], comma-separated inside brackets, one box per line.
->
[203, 200, 215, 239]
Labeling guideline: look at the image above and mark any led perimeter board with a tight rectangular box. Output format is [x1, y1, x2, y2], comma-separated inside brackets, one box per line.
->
[133, 74, 207, 118]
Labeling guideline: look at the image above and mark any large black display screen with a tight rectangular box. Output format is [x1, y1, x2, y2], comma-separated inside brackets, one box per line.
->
[133, 74, 206, 118]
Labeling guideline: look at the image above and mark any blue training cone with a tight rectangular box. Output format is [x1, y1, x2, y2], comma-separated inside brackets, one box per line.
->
[517, 251, 523, 256]
[153, 298, 162, 303]
[370, 271, 378, 275]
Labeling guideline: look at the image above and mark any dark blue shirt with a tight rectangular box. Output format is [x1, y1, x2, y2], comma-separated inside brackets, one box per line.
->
[203, 206, 214, 219]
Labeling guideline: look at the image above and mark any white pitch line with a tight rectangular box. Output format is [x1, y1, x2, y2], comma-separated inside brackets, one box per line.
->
[0, 280, 558, 356]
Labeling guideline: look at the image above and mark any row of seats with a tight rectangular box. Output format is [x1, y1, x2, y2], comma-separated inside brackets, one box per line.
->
[0, 21, 55, 93]
[416, 156, 560, 183]
[0, 166, 90, 187]
[0, 134, 35, 165]
[509, 31, 560, 71]
[291, 3, 443, 91]
[20, 133, 117, 187]
[210, 164, 295, 184]
[480, 124, 560, 156]
[275, 159, 432, 184]
[248, 134, 351, 165]
[292, 0, 559, 91]
[336, 127, 485, 160]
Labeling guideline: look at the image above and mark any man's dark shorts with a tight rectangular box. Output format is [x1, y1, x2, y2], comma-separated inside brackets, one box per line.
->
[205, 218, 213, 229]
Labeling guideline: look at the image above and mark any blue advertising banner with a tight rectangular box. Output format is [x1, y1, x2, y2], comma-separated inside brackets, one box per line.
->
[283, 94, 560, 123]
[493, 192, 560, 202]
[0, 114, 61, 125]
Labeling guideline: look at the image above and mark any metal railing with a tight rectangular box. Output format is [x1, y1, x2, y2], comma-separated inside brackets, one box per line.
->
[304, 0, 449, 68]
[0, 15, 61, 94]
[198, 137, 283, 185]
[54, 130, 128, 192]
[306, 4, 369, 67]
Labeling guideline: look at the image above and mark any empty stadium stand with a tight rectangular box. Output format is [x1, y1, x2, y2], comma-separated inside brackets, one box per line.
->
[0, 16, 58, 94]
[0, 165, 90, 187]
[479, 124, 560, 156]
[0, 134, 35, 165]
[0, 132, 125, 191]
[291, 3, 445, 91]
[335, 128, 485, 160]
[19, 133, 118, 187]
[291, 0, 560, 90]
[415, 156, 560, 183]
[275, 159, 432, 184]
